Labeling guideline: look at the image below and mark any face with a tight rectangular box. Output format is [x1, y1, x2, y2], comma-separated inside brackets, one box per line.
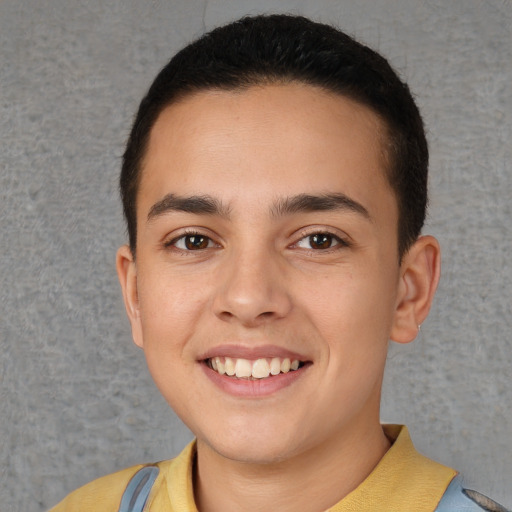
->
[118, 83, 431, 465]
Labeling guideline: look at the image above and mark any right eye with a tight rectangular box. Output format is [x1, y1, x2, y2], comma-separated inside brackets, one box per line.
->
[170, 233, 216, 251]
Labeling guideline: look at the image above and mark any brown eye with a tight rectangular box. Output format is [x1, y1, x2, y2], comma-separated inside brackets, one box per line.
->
[295, 232, 346, 251]
[309, 233, 334, 249]
[184, 235, 209, 250]
[170, 233, 215, 251]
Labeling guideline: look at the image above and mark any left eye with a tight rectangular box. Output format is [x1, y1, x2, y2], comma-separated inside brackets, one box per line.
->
[173, 234, 215, 250]
[296, 233, 342, 250]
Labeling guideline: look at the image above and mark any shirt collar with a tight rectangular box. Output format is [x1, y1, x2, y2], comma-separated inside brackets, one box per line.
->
[162, 425, 456, 512]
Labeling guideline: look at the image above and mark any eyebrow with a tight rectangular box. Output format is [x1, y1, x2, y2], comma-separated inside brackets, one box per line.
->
[271, 193, 371, 220]
[147, 192, 370, 222]
[147, 194, 230, 221]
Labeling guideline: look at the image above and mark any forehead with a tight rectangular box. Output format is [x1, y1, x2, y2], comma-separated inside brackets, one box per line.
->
[138, 83, 395, 218]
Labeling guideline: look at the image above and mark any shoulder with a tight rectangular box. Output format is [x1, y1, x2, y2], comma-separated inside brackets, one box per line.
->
[49, 461, 173, 512]
[435, 476, 511, 512]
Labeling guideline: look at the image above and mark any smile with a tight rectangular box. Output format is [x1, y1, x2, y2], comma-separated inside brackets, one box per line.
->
[206, 356, 303, 379]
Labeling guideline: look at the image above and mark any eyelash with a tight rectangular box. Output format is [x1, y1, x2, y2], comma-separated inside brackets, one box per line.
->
[164, 229, 219, 252]
[163, 229, 351, 253]
[293, 230, 351, 252]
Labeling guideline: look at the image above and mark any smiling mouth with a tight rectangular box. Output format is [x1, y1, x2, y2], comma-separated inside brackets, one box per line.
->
[205, 356, 306, 380]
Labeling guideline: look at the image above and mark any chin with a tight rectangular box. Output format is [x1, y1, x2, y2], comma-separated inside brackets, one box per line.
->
[197, 422, 312, 466]
[210, 439, 296, 465]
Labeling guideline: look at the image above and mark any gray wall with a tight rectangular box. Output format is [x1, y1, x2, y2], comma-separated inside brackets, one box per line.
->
[1, 1, 510, 510]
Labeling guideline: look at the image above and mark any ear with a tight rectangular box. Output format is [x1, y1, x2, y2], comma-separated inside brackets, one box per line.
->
[116, 245, 144, 348]
[390, 235, 441, 344]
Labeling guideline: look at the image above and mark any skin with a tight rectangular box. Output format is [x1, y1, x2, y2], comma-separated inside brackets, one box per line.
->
[117, 83, 440, 512]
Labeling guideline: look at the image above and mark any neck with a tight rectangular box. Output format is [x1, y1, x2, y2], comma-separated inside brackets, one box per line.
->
[194, 420, 391, 512]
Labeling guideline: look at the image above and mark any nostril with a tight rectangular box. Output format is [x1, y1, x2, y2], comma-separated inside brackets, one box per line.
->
[217, 309, 276, 326]
[218, 311, 235, 320]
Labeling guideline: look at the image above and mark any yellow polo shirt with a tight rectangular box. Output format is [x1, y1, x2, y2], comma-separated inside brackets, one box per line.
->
[50, 425, 457, 512]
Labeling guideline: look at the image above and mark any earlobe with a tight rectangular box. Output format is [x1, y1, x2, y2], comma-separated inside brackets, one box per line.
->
[116, 245, 144, 348]
[390, 235, 441, 344]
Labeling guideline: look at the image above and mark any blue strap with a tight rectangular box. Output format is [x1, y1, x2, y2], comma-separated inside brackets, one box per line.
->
[435, 476, 510, 512]
[118, 466, 160, 512]
[117, 466, 511, 512]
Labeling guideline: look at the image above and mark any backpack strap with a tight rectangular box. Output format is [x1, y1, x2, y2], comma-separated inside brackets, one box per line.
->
[435, 475, 510, 512]
[118, 465, 510, 512]
[118, 466, 160, 512]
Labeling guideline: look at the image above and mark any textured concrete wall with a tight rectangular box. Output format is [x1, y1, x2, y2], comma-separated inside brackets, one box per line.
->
[1, 1, 510, 510]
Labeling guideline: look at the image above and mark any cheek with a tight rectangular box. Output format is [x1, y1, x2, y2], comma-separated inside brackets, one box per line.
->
[136, 272, 205, 407]
[136, 269, 211, 350]
[301, 270, 396, 330]
[140, 265, 210, 311]
[298, 267, 397, 374]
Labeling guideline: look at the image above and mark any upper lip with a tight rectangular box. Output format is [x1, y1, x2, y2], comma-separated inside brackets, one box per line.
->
[198, 344, 309, 361]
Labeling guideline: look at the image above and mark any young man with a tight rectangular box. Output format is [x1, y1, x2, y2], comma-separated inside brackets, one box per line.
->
[51, 14, 509, 512]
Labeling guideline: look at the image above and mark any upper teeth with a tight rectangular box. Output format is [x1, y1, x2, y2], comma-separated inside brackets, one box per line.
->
[210, 357, 301, 379]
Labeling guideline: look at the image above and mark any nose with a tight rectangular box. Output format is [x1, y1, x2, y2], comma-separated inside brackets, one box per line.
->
[212, 247, 292, 327]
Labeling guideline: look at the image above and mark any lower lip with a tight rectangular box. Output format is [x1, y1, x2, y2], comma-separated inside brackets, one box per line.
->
[200, 363, 310, 398]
